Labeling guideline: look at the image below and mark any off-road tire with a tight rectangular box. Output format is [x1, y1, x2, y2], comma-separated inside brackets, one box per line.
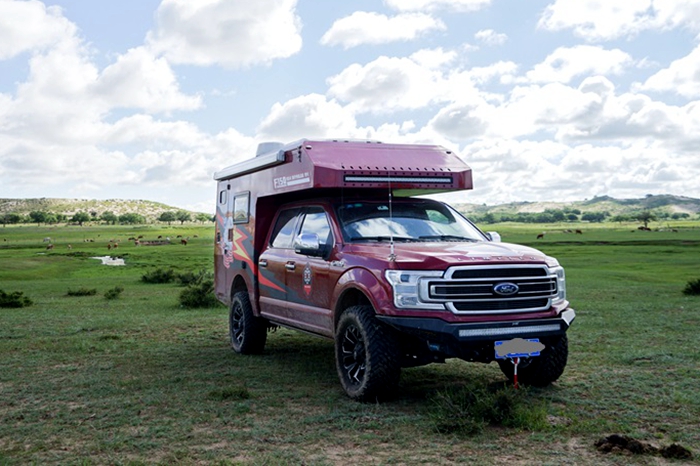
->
[497, 334, 568, 387]
[229, 290, 267, 355]
[335, 305, 401, 402]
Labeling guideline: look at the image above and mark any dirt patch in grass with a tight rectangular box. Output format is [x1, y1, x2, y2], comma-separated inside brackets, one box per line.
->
[595, 434, 693, 461]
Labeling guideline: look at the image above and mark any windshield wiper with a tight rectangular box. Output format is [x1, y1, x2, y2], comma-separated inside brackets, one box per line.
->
[418, 235, 478, 242]
[350, 236, 416, 243]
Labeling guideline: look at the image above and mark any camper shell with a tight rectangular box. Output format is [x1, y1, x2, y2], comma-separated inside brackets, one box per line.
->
[214, 139, 575, 401]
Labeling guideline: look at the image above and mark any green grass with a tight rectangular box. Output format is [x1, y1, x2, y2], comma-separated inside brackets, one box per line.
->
[1, 223, 699, 464]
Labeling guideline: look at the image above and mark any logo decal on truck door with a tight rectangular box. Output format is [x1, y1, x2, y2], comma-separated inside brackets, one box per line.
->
[303, 263, 312, 296]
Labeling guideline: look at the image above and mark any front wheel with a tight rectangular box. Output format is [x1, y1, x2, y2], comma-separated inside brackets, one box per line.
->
[229, 290, 267, 354]
[497, 334, 569, 387]
[335, 305, 401, 402]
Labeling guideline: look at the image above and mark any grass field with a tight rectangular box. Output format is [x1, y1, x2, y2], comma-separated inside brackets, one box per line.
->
[1, 222, 699, 465]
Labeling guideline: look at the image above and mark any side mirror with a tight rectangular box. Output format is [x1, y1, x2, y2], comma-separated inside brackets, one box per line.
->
[486, 231, 501, 242]
[294, 233, 323, 256]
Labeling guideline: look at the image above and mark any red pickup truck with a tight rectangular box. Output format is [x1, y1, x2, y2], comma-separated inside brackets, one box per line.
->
[214, 139, 575, 401]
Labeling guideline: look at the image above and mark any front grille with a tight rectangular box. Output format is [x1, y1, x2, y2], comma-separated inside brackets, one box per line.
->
[453, 298, 550, 312]
[425, 266, 557, 314]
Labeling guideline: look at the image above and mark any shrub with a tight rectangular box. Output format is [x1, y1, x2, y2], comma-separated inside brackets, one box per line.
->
[179, 271, 220, 308]
[208, 386, 250, 401]
[141, 268, 176, 284]
[429, 383, 547, 436]
[66, 288, 98, 297]
[176, 271, 199, 286]
[104, 286, 124, 300]
[682, 278, 700, 296]
[0, 289, 33, 308]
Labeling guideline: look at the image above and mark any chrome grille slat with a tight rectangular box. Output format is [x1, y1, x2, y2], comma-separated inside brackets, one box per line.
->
[424, 265, 558, 314]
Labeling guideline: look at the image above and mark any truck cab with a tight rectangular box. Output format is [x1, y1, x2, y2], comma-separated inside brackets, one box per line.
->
[214, 139, 575, 401]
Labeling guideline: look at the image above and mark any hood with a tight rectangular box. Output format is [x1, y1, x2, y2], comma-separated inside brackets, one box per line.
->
[344, 240, 552, 269]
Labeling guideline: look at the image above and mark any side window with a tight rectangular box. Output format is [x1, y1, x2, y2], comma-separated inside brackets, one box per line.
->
[219, 189, 228, 205]
[233, 192, 250, 224]
[299, 208, 332, 246]
[270, 208, 302, 248]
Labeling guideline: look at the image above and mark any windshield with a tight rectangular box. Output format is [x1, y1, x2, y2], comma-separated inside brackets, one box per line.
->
[336, 199, 486, 243]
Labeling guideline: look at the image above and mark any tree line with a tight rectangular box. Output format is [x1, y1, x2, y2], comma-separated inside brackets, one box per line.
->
[1, 210, 213, 227]
[469, 208, 692, 225]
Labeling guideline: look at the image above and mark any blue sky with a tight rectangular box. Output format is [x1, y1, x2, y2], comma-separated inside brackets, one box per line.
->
[1, 0, 699, 213]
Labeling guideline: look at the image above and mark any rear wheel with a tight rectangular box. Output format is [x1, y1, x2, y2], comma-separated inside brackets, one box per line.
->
[335, 305, 401, 401]
[497, 334, 568, 387]
[229, 290, 267, 354]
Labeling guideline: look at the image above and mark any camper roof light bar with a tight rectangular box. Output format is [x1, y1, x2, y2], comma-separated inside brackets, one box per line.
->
[344, 175, 453, 184]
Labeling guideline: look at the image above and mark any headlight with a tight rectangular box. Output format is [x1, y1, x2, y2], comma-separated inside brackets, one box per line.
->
[385, 270, 445, 310]
[551, 265, 566, 303]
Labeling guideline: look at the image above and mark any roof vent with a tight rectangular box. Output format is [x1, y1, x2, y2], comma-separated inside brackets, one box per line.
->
[256, 142, 284, 157]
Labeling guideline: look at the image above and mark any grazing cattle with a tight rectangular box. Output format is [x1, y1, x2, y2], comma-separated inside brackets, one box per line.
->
[637, 226, 651, 231]
[67, 245, 72, 250]
[46, 244, 54, 250]
[181, 239, 188, 245]
[137, 235, 144, 239]
[107, 243, 112, 250]
[157, 235, 162, 239]
[536, 233, 545, 239]
[575, 229, 583, 234]
[134, 239, 141, 246]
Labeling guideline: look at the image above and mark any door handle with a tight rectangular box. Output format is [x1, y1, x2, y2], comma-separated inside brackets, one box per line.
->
[285, 262, 296, 271]
[259, 259, 268, 267]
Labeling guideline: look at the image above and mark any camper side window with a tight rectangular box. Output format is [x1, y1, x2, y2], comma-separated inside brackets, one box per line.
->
[233, 192, 250, 224]
[270, 208, 302, 249]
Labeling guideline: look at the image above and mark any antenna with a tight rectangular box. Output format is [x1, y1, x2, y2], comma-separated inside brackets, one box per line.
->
[388, 172, 396, 261]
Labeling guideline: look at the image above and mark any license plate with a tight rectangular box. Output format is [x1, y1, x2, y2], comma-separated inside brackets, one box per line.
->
[495, 338, 542, 359]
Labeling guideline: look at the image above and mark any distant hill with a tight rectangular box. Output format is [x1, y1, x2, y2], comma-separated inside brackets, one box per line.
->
[0, 198, 207, 222]
[455, 194, 700, 217]
[2, 194, 698, 224]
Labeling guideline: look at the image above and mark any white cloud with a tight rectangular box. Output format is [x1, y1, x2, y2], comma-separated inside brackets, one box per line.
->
[638, 44, 700, 98]
[429, 82, 601, 141]
[452, 138, 699, 205]
[93, 47, 201, 114]
[147, 0, 302, 67]
[0, 1, 218, 205]
[524, 45, 634, 84]
[424, 72, 700, 153]
[385, 0, 491, 12]
[4, 43, 201, 147]
[104, 114, 207, 149]
[474, 29, 507, 46]
[327, 56, 448, 113]
[466, 61, 519, 85]
[0, 0, 76, 59]
[410, 48, 457, 69]
[320, 12, 445, 49]
[256, 94, 359, 141]
[538, 0, 700, 41]
[429, 102, 490, 140]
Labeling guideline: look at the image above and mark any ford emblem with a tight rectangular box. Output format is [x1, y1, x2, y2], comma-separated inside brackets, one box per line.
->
[493, 282, 519, 296]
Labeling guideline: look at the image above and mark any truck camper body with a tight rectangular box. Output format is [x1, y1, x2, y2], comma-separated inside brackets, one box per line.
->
[214, 139, 575, 401]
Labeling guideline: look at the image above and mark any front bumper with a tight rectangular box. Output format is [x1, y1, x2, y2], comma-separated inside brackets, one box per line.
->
[377, 308, 576, 343]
